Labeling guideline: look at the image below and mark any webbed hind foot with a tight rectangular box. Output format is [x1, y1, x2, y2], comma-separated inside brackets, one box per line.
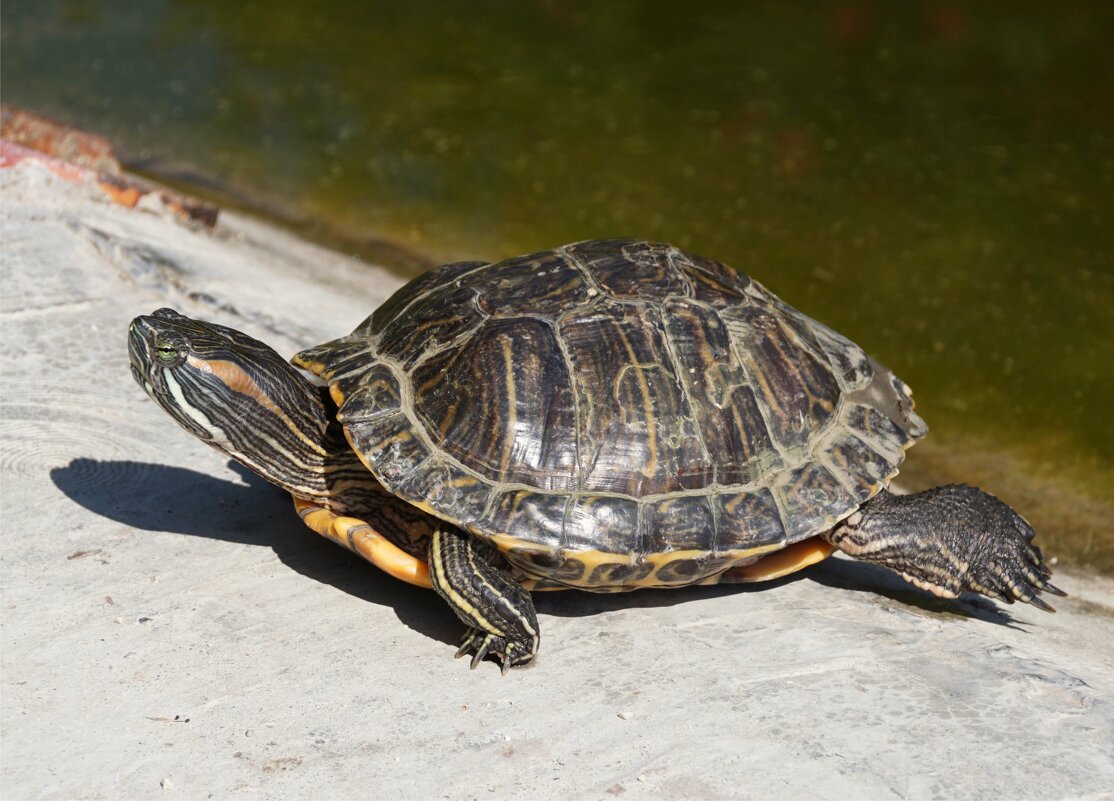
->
[826, 485, 1064, 611]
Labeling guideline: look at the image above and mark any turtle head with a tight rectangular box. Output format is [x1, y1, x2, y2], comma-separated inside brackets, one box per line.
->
[128, 308, 334, 498]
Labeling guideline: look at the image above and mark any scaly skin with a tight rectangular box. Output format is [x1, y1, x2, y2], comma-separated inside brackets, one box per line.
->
[428, 529, 540, 673]
[824, 485, 1065, 610]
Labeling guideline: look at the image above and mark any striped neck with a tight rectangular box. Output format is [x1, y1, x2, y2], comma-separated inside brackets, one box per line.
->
[128, 309, 360, 505]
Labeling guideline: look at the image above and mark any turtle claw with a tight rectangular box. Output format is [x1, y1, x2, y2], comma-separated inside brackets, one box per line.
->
[469, 634, 493, 670]
[454, 630, 490, 665]
[966, 524, 1064, 613]
[1024, 595, 1056, 613]
[454, 629, 529, 673]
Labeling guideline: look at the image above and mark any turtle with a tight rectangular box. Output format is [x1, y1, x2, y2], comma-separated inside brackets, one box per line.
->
[128, 238, 1063, 672]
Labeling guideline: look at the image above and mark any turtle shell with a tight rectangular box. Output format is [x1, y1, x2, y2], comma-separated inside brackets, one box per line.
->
[295, 239, 927, 590]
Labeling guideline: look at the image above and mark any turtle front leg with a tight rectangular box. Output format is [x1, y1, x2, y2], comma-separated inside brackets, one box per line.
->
[428, 528, 540, 673]
[824, 486, 1065, 610]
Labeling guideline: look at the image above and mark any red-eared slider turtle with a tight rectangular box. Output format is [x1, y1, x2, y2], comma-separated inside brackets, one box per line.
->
[128, 238, 1062, 672]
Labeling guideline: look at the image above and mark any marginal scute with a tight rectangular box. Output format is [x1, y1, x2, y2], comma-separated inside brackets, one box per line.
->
[394, 457, 491, 524]
[809, 321, 874, 392]
[482, 489, 567, 550]
[411, 316, 578, 490]
[890, 374, 928, 437]
[564, 494, 641, 554]
[844, 403, 912, 461]
[346, 410, 432, 488]
[643, 495, 716, 552]
[653, 554, 735, 585]
[714, 488, 788, 550]
[293, 336, 372, 383]
[774, 463, 856, 540]
[567, 239, 686, 300]
[586, 560, 654, 587]
[503, 544, 586, 584]
[822, 432, 895, 500]
[335, 364, 402, 420]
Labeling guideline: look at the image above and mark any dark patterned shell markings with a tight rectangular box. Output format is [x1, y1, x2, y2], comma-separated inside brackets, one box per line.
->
[295, 239, 927, 590]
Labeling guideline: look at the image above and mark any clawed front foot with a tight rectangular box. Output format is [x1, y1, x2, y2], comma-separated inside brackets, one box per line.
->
[827, 485, 1066, 611]
[429, 528, 541, 673]
[455, 629, 537, 674]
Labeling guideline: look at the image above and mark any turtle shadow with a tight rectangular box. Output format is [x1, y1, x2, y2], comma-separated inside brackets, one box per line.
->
[49, 458, 460, 648]
[806, 556, 1028, 628]
[533, 572, 807, 618]
[537, 555, 1025, 629]
[52, 458, 1026, 645]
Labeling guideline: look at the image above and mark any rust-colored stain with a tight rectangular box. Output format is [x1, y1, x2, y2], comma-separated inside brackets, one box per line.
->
[1, 104, 218, 228]
[0, 104, 121, 174]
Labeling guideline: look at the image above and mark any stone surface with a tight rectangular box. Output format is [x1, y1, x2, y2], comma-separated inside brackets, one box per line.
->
[2, 163, 1113, 800]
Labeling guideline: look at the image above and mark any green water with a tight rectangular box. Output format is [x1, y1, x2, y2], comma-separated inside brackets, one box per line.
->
[3, 1, 1112, 571]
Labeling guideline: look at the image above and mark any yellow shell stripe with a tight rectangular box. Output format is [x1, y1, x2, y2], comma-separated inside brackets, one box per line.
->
[611, 319, 659, 480]
[497, 335, 518, 477]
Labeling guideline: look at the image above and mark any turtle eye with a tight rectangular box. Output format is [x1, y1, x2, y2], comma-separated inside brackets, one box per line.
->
[156, 343, 180, 363]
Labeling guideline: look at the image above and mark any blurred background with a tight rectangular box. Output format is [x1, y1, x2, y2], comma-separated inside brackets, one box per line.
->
[3, 0, 1111, 571]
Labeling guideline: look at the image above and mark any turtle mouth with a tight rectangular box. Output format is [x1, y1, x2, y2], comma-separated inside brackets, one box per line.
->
[128, 319, 150, 369]
[128, 315, 164, 395]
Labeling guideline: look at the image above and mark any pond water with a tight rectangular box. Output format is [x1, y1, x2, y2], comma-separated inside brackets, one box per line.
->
[3, 1, 1111, 572]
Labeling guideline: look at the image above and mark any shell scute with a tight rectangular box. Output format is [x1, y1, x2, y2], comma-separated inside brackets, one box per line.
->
[671, 247, 750, 307]
[394, 458, 491, 524]
[662, 297, 783, 485]
[294, 336, 373, 386]
[558, 300, 708, 496]
[411, 316, 578, 490]
[845, 403, 913, 461]
[367, 260, 486, 334]
[822, 432, 893, 499]
[567, 238, 687, 300]
[774, 463, 857, 540]
[335, 364, 402, 420]
[653, 554, 736, 585]
[346, 410, 432, 489]
[809, 321, 874, 392]
[482, 489, 567, 550]
[475, 248, 592, 316]
[586, 560, 654, 587]
[376, 282, 485, 368]
[504, 544, 586, 584]
[564, 494, 641, 554]
[713, 488, 788, 550]
[720, 303, 841, 454]
[643, 495, 717, 552]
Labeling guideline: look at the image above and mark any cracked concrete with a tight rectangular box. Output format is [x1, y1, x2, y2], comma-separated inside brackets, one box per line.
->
[2, 163, 1113, 800]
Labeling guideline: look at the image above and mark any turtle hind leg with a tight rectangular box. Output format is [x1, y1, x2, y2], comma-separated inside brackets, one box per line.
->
[428, 528, 539, 673]
[824, 486, 1065, 610]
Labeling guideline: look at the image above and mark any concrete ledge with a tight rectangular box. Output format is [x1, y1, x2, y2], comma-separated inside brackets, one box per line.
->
[3, 163, 1113, 799]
